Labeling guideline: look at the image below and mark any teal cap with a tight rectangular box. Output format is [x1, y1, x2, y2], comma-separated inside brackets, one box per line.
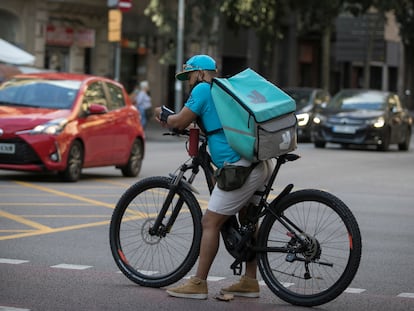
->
[176, 55, 217, 81]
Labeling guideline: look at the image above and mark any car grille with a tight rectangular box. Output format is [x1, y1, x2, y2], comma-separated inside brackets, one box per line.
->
[328, 117, 364, 125]
[0, 138, 42, 164]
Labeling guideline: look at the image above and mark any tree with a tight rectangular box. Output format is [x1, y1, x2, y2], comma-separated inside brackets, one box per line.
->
[395, 1, 414, 109]
[221, 0, 372, 89]
[145, 0, 223, 62]
[297, 0, 373, 91]
[377, 0, 414, 109]
[220, 0, 290, 77]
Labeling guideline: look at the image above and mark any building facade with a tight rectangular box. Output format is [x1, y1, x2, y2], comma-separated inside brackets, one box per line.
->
[0, 0, 406, 109]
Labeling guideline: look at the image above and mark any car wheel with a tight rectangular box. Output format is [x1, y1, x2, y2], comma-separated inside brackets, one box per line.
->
[314, 141, 326, 148]
[377, 129, 390, 151]
[60, 140, 83, 182]
[120, 138, 144, 177]
[398, 127, 411, 151]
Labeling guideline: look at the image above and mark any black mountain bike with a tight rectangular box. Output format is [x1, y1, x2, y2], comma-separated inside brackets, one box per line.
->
[109, 128, 362, 307]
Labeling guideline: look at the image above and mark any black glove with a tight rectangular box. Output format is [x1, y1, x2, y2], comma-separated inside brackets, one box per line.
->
[160, 105, 175, 123]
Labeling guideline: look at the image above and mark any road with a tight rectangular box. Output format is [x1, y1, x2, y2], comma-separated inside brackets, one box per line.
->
[1, 128, 413, 311]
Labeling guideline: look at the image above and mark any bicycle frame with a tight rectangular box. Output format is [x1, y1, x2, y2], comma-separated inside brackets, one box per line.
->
[148, 131, 301, 253]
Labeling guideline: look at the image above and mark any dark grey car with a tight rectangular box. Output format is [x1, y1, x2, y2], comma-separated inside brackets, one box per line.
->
[311, 89, 412, 151]
[283, 87, 331, 141]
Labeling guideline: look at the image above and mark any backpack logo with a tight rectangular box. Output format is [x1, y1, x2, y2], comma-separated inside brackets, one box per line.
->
[247, 90, 267, 104]
[279, 131, 292, 150]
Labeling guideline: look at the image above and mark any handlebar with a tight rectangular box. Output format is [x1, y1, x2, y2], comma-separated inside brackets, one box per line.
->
[163, 127, 206, 141]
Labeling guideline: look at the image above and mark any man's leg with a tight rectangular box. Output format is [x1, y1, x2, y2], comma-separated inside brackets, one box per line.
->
[245, 260, 257, 279]
[166, 210, 228, 299]
[196, 210, 229, 280]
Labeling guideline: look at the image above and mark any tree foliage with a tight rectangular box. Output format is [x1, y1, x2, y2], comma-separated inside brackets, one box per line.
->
[144, 0, 413, 105]
[145, 0, 222, 54]
[220, 0, 288, 39]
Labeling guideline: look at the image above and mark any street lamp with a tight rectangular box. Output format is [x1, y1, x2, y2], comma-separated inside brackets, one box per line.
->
[175, 0, 185, 112]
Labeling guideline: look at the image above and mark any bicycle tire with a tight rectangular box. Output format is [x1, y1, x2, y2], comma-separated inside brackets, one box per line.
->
[257, 189, 362, 307]
[109, 176, 202, 288]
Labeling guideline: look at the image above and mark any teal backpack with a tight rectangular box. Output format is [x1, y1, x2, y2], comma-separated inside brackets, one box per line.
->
[211, 68, 297, 162]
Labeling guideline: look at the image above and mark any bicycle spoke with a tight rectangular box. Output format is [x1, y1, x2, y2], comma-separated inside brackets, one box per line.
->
[258, 189, 361, 306]
[110, 177, 202, 287]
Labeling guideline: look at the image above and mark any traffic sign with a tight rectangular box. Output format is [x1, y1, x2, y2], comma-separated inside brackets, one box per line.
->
[108, 9, 122, 42]
[118, 0, 132, 12]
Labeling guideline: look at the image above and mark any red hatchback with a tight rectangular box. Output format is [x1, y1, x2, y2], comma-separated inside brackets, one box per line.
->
[0, 73, 145, 181]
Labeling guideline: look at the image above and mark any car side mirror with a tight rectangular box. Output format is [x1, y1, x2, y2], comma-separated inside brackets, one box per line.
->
[88, 103, 108, 115]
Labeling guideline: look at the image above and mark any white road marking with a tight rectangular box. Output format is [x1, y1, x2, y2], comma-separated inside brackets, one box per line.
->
[50, 263, 92, 270]
[184, 275, 226, 281]
[0, 307, 30, 311]
[397, 293, 414, 298]
[137, 270, 159, 275]
[0, 258, 29, 264]
[0, 258, 413, 300]
[345, 288, 366, 294]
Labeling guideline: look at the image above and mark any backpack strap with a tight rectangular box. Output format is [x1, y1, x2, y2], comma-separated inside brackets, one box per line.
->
[196, 116, 223, 137]
[205, 128, 223, 136]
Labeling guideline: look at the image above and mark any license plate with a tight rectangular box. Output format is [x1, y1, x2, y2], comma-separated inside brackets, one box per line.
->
[0, 143, 15, 154]
[332, 125, 357, 134]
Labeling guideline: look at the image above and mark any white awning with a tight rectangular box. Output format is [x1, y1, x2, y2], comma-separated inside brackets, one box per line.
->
[0, 38, 35, 65]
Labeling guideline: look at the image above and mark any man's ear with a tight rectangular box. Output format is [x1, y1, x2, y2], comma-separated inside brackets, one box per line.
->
[198, 71, 205, 81]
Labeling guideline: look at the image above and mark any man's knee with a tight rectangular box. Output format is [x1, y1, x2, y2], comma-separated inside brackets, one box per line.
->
[201, 211, 228, 230]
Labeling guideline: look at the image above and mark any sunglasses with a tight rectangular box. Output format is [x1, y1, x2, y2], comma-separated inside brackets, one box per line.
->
[183, 64, 201, 71]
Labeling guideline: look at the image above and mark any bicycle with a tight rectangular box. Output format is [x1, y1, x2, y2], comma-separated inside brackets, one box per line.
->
[109, 128, 362, 307]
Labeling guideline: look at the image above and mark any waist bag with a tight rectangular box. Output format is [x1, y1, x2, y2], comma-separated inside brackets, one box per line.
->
[211, 68, 297, 162]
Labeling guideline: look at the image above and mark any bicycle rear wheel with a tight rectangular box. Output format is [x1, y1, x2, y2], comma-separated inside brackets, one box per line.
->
[257, 189, 362, 307]
[109, 176, 202, 288]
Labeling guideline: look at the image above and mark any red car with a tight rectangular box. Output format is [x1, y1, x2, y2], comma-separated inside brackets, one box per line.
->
[0, 73, 145, 181]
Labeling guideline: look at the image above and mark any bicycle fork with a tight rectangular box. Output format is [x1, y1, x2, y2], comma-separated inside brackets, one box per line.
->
[149, 164, 199, 237]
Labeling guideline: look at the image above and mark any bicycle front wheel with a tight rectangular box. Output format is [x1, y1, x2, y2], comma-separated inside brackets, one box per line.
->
[257, 189, 362, 307]
[109, 176, 202, 288]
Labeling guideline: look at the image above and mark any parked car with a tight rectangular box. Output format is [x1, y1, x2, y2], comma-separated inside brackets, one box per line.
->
[283, 87, 331, 141]
[311, 89, 412, 151]
[0, 73, 145, 181]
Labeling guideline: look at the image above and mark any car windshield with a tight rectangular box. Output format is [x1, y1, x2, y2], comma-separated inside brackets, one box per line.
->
[0, 78, 81, 109]
[284, 89, 312, 110]
[327, 90, 386, 111]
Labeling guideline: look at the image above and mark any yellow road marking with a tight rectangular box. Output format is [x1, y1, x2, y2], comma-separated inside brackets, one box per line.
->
[0, 209, 52, 231]
[0, 203, 96, 206]
[0, 229, 35, 233]
[20, 214, 109, 218]
[92, 178, 132, 187]
[0, 219, 110, 241]
[14, 181, 115, 209]
[0, 180, 210, 240]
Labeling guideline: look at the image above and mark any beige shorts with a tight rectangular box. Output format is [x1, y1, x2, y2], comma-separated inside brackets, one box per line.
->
[208, 159, 274, 215]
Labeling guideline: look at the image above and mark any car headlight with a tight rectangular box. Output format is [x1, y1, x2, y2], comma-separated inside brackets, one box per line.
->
[367, 117, 385, 128]
[296, 113, 310, 126]
[31, 118, 68, 135]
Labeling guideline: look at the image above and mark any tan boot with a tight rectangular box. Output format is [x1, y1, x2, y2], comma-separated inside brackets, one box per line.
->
[220, 275, 260, 298]
[166, 276, 208, 300]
